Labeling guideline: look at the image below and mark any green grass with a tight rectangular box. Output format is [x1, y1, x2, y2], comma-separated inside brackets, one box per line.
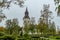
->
[49, 35, 60, 40]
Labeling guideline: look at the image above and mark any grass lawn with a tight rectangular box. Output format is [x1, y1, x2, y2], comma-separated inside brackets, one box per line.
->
[49, 35, 60, 40]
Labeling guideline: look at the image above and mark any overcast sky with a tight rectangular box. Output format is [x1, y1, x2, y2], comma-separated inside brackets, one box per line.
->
[0, 0, 60, 28]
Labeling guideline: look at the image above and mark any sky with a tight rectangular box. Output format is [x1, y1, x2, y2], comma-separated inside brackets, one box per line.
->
[0, 0, 60, 29]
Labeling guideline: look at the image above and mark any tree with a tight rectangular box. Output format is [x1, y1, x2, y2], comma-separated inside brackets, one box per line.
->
[37, 20, 48, 35]
[30, 17, 35, 24]
[29, 24, 35, 34]
[37, 17, 43, 33]
[37, 4, 53, 36]
[0, 0, 24, 8]
[58, 30, 60, 35]
[0, 9, 6, 22]
[0, 0, 25, 22]
[49, 22, 56, 35]
[12, 25, 20, 38]
[5, 19, 11, 34]
[5, 18, 20, 35]
[54, 0, 60, 16]
[26, 17, 36, 35]
[54, 0, 60, 4]
[41, 4, 52, 24]
[29, 17, 35, 34]
[0, 26, 6, 32]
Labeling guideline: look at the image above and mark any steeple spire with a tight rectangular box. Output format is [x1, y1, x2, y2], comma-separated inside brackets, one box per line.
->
[25, 7, 29, 16]
[23, 7, 30, 19]
[26, 7, 28, 12]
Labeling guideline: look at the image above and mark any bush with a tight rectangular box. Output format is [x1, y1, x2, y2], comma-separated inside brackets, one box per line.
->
[0, 32, 4, 36]
[3, 35, 15, 40]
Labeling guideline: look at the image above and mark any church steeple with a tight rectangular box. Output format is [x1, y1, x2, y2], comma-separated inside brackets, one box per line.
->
[23, 7, 30, 19]
[23, 7, 30, 32]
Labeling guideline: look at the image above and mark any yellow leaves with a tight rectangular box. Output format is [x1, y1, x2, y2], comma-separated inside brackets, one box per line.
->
[0, 26, 5, 32]
[37, 23, 44, 27]
[36, 23, 49, 34]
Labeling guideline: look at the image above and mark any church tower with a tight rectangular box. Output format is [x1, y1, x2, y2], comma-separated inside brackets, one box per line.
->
[23, 7, 30, 32]
[23, 7, 30, 20]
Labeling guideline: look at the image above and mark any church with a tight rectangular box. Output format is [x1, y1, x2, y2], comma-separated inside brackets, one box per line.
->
[23, 7, 30, 33]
